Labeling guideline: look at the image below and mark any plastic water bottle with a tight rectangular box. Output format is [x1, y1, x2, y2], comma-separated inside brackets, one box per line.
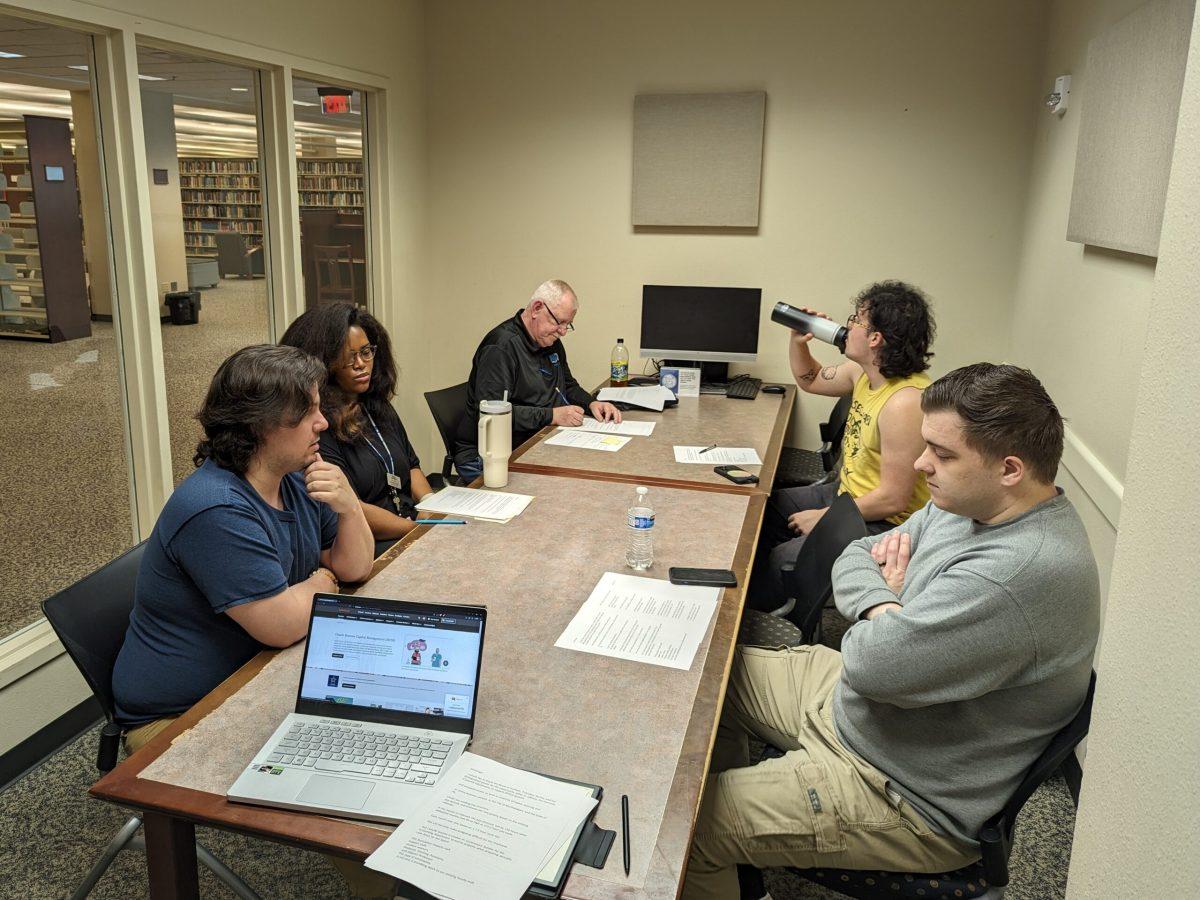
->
[610, 338, 630, 386]
[626, 486, 654, 570]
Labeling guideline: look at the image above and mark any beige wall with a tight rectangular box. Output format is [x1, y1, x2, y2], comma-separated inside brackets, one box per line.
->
[0, 0, 427, 755]
[418, 0, 1047, 467]
[139, 90, 186, 313]
[1066, 3, 1200, 892]
[1008, 0, 1161, 484]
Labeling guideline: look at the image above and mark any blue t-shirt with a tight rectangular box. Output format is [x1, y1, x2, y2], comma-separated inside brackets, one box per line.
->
[112, 459, 338, 726]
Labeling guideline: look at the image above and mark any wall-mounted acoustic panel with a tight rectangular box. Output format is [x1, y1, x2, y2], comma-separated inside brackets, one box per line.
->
[632, 91, 765, 228]
[1066, 0, 1194, 257]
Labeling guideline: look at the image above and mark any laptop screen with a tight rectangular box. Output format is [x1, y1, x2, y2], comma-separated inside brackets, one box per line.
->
[297, 595, 486, 727]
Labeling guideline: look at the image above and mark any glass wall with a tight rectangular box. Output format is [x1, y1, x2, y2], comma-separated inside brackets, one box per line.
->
[0, 15, 134, 637]
[135, 46, 273, 484]
[293, 77, 369, 310]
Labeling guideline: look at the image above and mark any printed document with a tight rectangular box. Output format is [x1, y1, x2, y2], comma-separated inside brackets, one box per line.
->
[554, 572, 721, 670]
[596, 385, 676, 412]
[565, 417, 656, 437]
[365, 752, 597, 900]
[416, 486, 533, 522]
[673, 446, 763, 465]
[543, 429, 631, 452]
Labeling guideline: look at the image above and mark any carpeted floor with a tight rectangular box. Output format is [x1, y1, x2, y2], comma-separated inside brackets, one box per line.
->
[0, 277, 267, 638]
[0, 678, 1076, 900]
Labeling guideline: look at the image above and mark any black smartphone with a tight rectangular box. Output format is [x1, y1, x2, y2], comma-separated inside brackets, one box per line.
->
[668, 567, 738, 588]
[714, 465, 759, 485]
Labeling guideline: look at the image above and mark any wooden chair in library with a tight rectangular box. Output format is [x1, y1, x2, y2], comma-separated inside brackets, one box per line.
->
[312, 243, 356, 305]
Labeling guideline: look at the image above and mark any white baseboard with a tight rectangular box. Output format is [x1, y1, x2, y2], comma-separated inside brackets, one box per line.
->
[1060, 426, 1123, 529]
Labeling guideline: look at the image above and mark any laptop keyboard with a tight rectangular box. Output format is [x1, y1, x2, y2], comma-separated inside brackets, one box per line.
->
[266, 723, 453, 786]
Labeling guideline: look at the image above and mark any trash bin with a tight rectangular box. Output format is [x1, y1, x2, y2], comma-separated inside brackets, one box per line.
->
[166, 289, 201, 325]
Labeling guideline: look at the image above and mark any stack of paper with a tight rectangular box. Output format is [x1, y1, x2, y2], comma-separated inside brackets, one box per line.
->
[415, 486, 534, 523]
[543, 429, 631, 452]
[596, 385, 677, 412]
[365, 753, 598, 900]
[554, 571, 721, 670]
[567, 416, 656, 436]
[673, 446, 763, 465]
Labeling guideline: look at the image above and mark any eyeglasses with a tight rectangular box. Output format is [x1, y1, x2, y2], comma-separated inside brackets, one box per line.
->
[846, 313, 868, 330]
[339, 344, 377, 367]
[541, 301, 575, 333]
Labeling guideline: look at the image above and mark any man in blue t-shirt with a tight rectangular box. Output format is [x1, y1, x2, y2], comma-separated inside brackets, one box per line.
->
[112, 344, 374, 750]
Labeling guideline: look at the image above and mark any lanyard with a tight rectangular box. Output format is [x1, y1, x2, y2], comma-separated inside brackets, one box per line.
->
[360, 409, 396, 477]
[361, 410, 407, 516]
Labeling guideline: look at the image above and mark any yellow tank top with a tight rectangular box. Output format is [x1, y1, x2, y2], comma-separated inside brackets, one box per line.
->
[838, 371, 931, 525]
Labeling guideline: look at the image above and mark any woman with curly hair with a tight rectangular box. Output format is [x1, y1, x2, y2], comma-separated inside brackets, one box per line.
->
[747, 279, 936, 613]
[281, 302, 434, 558]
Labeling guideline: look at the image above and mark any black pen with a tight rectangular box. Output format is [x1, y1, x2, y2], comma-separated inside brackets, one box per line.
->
[621, 794, 631, 876]
[697, 444, 717, 455]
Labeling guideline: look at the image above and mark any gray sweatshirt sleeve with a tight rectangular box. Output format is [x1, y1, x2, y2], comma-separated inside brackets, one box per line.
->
[838, 567, 1035, 709]
[833, 503, 932, 621]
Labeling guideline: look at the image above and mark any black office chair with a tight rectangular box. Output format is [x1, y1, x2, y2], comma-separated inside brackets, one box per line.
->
[41, 542, 261, 900]
[773, 394, 852, 490]
[740, 671, 1097, 900]
[424, 381, 469, 487]
[738, 492, 868, 647]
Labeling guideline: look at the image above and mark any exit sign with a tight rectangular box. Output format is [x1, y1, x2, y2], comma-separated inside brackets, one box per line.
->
[320, 93, 352, 115]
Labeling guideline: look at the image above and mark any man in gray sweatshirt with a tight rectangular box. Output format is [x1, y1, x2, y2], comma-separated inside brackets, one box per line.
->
[683, 363, 1100, 900]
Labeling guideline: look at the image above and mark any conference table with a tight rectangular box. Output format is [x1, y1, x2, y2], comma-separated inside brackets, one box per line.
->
[90, 385, 796, 900]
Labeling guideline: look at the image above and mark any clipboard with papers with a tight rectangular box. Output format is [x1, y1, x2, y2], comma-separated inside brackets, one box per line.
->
[525, 774, 612, 899]
[387, 773, 612, 900]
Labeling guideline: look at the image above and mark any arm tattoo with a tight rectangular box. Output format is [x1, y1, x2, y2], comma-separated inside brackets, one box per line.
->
[799, 364, 819, 384]
[820, 366, 839, 381]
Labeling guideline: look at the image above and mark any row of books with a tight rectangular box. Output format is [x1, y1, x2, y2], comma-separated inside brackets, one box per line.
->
[179, 159, 260, 174]
[182, 204, 263, 219]
[180, 175, 260, 189]
[180, 189, 262, 203]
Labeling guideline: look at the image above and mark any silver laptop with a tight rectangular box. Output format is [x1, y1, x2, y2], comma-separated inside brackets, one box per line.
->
[227, 593, 487, 824]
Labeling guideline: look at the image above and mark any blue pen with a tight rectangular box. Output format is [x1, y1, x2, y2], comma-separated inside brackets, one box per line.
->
[418, 519, 468, 525]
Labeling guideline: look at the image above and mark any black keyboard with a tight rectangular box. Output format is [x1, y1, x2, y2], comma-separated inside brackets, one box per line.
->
[726, 377, 762, 400]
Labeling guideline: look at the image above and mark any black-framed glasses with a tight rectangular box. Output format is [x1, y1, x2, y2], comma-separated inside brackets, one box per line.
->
[541, 301, 575, 333]
[846, 313, 867, 330]
[340, 344, 377, 367]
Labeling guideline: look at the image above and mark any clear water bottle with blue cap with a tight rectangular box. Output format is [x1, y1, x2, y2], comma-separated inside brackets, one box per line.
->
[626, 486, 654, 570]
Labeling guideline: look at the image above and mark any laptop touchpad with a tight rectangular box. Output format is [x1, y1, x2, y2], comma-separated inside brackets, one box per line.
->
[296, 775, 374, 809]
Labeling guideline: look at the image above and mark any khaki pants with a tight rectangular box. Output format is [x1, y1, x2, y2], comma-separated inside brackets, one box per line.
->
[123, 717, 397, 899]
[682, 645, 978, 900]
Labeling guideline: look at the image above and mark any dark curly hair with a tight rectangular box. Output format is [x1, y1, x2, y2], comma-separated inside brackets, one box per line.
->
[279, 303, 398, 441]
[854, 280, 935, 379]
[922, 363, 1064, 483]
[193, 344, 326, 474]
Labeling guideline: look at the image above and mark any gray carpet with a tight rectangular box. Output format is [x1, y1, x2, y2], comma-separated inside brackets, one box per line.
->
[0, 277, 267, 638]
[0, 717, 1074, 899]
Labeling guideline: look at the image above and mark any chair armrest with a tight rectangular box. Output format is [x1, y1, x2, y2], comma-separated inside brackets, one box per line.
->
[98, 721, 122, 774]
[978, 821, 1011, 888]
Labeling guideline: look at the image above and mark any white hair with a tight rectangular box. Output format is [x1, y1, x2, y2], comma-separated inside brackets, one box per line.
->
[530, 279, 577, 311]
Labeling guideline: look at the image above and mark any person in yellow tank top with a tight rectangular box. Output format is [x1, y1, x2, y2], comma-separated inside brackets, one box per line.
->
[747, 280, 936, 612]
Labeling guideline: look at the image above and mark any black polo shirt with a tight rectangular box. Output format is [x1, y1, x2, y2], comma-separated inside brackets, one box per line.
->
[454, 309, 594, 463]
[319, 403, 422, 519]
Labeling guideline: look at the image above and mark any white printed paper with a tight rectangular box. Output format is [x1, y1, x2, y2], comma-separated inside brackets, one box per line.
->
[415, 486, 533, 522]
[554, 572, 720, 670]
[596, 385, 676, 412]
[365, 753, 597, 900]
[673, 446, 762, 465]
[543, 429, 631, 452]
[565, 417, 656, 437]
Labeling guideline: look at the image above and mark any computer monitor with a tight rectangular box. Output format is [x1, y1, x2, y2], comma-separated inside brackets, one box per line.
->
[639, 285, 761, 365]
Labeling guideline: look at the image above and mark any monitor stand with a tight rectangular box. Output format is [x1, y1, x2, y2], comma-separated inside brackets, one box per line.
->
[665, 360, 731, 393]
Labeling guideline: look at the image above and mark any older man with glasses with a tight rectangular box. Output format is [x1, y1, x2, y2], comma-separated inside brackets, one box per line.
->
[453, 278, 622, 481]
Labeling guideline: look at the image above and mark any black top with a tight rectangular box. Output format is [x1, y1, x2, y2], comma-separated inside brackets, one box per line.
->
[319, 403, 422, 519]
[454, 309, 594, 463]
